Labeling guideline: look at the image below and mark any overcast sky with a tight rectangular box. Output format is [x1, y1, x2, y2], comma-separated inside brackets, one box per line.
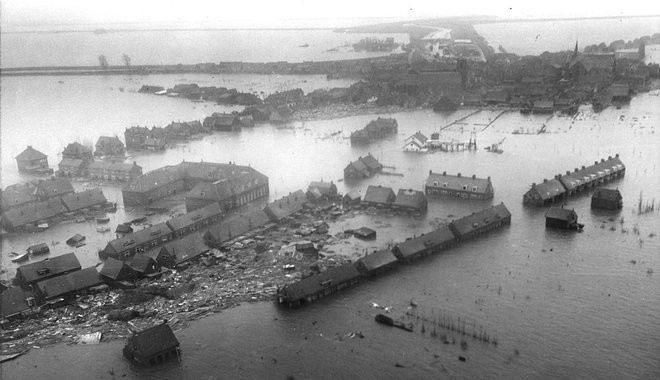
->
[2, 0, 660, 28]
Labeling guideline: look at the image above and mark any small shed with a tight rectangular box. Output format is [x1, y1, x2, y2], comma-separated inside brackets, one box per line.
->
[353, 227, 376, 240]
[343, 191, 362, 207]
[123, 323, 180, 366]
[99, 257, 136, 282]
[295, 242, 318, 258]
[545, 207, 583, 230]
[356, 249, 399, 276]
[591, 188, 622, 210]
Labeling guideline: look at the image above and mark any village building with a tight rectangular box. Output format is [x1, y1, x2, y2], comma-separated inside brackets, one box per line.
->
[156, 233, 209, 269]
[591, 188, 623, 210]
[15, 253, 81, 288]
[306, 181, 338, 202]
[141, 137, 167, 151]
[392, 189, 428, 212]
[356, 249, 399, 276]
[1, 198, 68, 232]
[86, 160, 143, 181]
[99, 257, 136, 283]
[58, 158, 87, 177]
[425, 171, 494, 200]
[128, 255, 161, 277]
[203, 207, 271, 247]
[95, 136, 125, 157]
[449, 203, 512, 241]
[34, 267, 103, 305]
[403, 132, 429, 152]
[343, 153, 382, 180]
[15, 146, 50, 174]
[462, 93, 483, 107]
[556, 155, 625, 196]
[101, 222, 175, 260]
[35, 177, 75, 200]
[123, 161, 267, 208]
[123, 323, 180, 366]
[532, 100, 554, 114]
[545, 207, 583, 230]
[164, 122, 193, 140]
[393, 226, 456, 263]
[263, 190, 307, 222]
[0, 287, 33, 320]
[350, 117, 398, 145]
[1, 183, 37, 210]
[62, 142, 93, 160]
[61, 188, 108, 212]
[277, 263, 362, 307]
[167, 203, 222, 237]
[124, 126, 151, 150]
[523, 178, 567, 206]
[484, 89, 511, 105]
[203, 113, 241, 131]
[362, 185, 396, 207]
[609, 83, 632, 103]
[342, 190, 362, 207]
[353, 226, 376, 240]
[185, 169, 269, 213]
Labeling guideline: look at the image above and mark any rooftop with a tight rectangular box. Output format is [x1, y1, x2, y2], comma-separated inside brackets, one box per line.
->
[426, 172, 491, 194]
[16, 253, 81, 285]
[396, 226, 455, 259]
[282, 264, 361, 301]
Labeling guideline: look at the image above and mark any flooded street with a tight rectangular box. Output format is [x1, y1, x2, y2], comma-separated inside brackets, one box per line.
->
[1, 70, 659, 378]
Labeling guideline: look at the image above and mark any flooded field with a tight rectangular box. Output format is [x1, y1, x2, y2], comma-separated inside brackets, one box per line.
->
[1, 73, 659, 378]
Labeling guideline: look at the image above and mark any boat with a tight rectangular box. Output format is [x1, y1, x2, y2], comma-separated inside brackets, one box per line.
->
[66, 233, 86, 246]
[37, 222, 49, 229]
[374, 314, 413, 332]
[96, 226, 111, 233]
[96, 217, 110, 224]
[11, 252, 29, 263]
[299, 43, 309, 48]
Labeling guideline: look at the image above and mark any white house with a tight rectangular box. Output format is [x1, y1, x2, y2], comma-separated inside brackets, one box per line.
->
[403, 132, 428, 152]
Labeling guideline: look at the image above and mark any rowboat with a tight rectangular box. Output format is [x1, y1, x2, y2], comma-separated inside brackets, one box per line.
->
[11, 252, 29, 263]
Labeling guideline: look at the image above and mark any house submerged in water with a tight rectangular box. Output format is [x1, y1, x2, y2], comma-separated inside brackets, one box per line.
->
[545, 207, 584, 230]
[123, 323, 180, 366]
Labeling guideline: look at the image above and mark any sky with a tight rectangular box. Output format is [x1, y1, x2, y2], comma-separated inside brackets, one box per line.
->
[2, 0, 660, 29]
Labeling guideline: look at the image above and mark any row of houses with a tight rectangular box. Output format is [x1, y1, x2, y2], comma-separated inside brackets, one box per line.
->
[350, 118, 398, 145]
[277, 203, 512, 307]
[523, 155, 625, 206]
[124, 120, 206, 150]
[360, 185, 429, 212]
[1, 187, 109, 232]
[121, 161, 269, 211]
[343, 154, 383, 180]
[59, 159, 143, 181]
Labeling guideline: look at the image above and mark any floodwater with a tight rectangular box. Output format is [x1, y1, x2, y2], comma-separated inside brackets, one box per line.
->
[475, 16, 660, 56]
[1, 69, 659, 378]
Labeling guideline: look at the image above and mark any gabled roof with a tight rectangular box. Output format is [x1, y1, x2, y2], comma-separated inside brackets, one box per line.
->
[363, 185, 395, 205]
[344, 190, 361, 201]
[186, 180, 234, 202]
[451, 203, 511, 236]
[0, 287, 31, 318]
[264, 190, 307, 221]
[16, 146, 47, 161]
[308, 181, 336, 196]
[1, 185, 37, 209]
[36, 178, 75, 198]
[282, 264, 361, 301]
[166, 202, 222, 231]
[96, 136, 124, 147]
[360, 154, 382, 172]
[393, 189, 427, 209]
[426, 172, 491, 194]
[61, 189, 107, 212]
[16, 253, 81, 285]
[558, 156, 625, 191]
[105, 222, 173, 254]
[592, 188, 622, 201]
[528, 179, 566, 200]
[345, 159, 370, 177]
[124, 165, 183, 192]
[545, 207, 576, 220]
[406, 132, 428, 143]
[2, 198, 68, 227]
[128, 324, 179, 357]
[358, 249, 398, 272]
[99, 257, 131, 280]
[36, 267, 103, 300]
[157, 233, 208, 265]
[62, 142, 92, 156]
[129, 255, 159, 274]
[396, 226, 455, 259]
[205, 207, 270, 242]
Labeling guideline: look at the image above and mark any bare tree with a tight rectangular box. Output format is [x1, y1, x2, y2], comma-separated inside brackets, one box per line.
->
[98, 55, 109, 70]
[122, 54, 131, 71]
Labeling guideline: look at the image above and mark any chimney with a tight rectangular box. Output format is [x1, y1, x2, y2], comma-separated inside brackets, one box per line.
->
[442, 171, 446, 176]
[472, 174, 476, 179]
[532, 182, 537, 187]
[566, 171, 571, 175]
[601, 158, 605, 163]
[594, 161, 598, 165]
[457, 173, 461, 177]
[608, 156, 612, 160]
[133, 161, 137, 166]
[615, 153, 619, 158]
[429, 170, 432, 175]
[582, 165, 585, 170]
[574, 168, 578, 172]
[543, 178, 548, 183]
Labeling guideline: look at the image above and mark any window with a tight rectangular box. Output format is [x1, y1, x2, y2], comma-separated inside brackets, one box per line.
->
[472, 186, 478, 192]
[462, 185, 468, 190]
[442, 183, 447, 188]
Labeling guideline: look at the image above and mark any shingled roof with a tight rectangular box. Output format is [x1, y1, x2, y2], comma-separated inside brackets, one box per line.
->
[281, 264, 361, 301]
[358, 249, 399, 273]
[426, 172, 492, 194]
[61, 188, 107, 212]
[2, 198, 68, 228]
[16, 253, 81, 286]
[0, 287, 31, 318]
[395, 226, 455, 259]
[16, 146, 46, 161]
[264, 190, 307, 221]
[362, 185, 395, 205]
[35, 178, 75, 198]
[166, 202, 222, 231]
[36, 267, 103, 301]
[450, 203, 511, 237]
[127, 324, 179, 358]
[528, 179, 566, 200]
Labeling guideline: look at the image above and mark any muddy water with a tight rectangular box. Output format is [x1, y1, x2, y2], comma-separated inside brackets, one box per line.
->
[1, 74, 659, 378]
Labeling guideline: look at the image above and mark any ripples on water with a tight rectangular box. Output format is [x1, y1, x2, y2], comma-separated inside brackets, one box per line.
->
[1, 73, 659, 379]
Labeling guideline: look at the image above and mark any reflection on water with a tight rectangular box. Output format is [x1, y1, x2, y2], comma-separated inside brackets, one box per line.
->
[1, 74, 659, 379]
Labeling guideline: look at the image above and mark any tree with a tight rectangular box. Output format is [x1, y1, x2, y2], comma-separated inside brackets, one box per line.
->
[122, 54, 131, 70]
[98, 55, 109, 70]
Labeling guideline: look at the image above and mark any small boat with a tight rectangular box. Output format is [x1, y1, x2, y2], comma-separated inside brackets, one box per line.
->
[374, 314, 413, 332]
[96, 217, 110, 224]
[96, 226, 111, 233]
[66, 233, 86, 246]
[299, 43, 309, 48]
[37, 222, 49, 229]
[11, 252, 30, 263]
